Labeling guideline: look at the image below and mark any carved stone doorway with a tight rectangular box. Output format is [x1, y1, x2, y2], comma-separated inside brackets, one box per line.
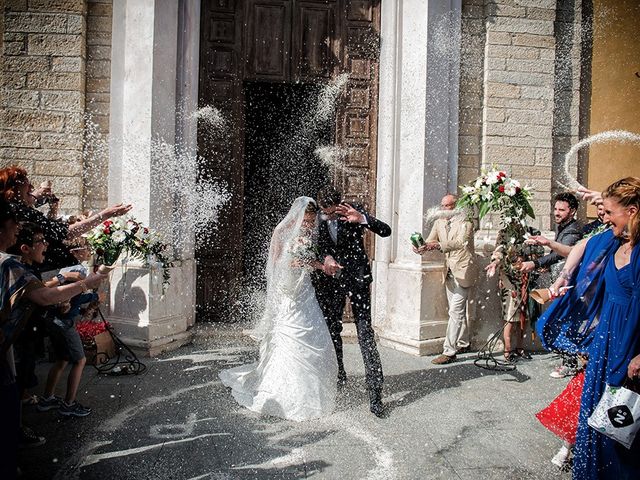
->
[197, 0, 381, 321]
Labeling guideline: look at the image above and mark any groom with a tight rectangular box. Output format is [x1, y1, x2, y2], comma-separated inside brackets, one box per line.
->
[312, 186, 391, 417]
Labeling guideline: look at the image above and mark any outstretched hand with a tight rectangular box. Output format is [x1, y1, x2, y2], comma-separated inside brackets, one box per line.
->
[485, 261, 498, 278]
[576, 187, 603, 205]
[548, 276, 569, 299]
[519, 261, 536, 273]
[100, 203, 133, 220]
[335, 203, 365, 224]
[525, 235, 550, 247]
[413, 241, 439, 254]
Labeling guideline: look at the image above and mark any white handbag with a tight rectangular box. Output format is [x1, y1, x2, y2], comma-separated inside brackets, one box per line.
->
[588, 384, 640, 449]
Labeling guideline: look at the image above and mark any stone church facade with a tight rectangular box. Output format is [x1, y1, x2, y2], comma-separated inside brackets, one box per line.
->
[2, 0, 638, 355]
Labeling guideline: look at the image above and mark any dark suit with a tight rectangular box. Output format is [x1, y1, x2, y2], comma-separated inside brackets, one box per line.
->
[312, 204, 391, 393]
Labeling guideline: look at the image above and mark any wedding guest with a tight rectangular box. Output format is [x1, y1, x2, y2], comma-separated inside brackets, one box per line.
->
[539, 177, 640, 478]
[414, 194, 477, 364]
[520, 193, 582, 378]
[6, 223, 49, 448]
[519, 192, 582, 275]
[486, 224, 542, 362]
[582, 200, 606, 236]
[38, 237, 100, 417]
[0, 201, 108, 479]
[0, 166, 131, 271]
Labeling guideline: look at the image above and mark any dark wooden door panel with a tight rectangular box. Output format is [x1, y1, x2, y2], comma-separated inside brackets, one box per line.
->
[293, 2, 339, 81]
[198, 0, 380, 321]
[244, 0, 292, 81]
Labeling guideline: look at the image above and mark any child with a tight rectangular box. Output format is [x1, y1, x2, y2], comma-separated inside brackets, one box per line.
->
[38, 237, 100, 417]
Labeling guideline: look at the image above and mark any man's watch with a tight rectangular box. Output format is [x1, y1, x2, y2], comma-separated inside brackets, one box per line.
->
[56, 273, 66, 285]
[532, 259, 540, 268]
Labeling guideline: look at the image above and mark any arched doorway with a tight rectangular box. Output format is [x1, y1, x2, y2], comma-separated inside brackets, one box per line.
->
[196, 0, 381, 320]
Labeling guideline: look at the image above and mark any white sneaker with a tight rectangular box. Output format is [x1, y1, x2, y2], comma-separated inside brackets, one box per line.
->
[550, 364, 577, 379]
[551, 445, 571, 469]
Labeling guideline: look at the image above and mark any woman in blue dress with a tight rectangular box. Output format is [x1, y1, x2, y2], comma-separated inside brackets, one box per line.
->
[537, 177, 640, 479]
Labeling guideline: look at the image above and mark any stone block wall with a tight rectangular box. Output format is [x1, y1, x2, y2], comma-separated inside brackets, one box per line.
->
[1, 0, 87, 214]
[83, 0, 111, 212]
[552, 0, 584, 201]
[458, 0, 486, 187]
[1, 0, 112, 216]
[482, 0, 558, 231]
[458, 0, 585, 231]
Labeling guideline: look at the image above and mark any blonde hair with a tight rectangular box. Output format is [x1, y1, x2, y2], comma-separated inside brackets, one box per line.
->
[602, 176, 640, 246]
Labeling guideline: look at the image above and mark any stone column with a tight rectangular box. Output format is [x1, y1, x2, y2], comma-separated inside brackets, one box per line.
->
[107, 0, 200, 355]
[374, 0, 462, 356]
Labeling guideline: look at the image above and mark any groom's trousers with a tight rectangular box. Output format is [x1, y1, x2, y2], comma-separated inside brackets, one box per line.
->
[315, 282, 384, 392]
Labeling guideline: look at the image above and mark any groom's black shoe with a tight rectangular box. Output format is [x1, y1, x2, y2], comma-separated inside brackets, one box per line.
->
[369, 389, 384, 418]
[337, 369, 347, 390]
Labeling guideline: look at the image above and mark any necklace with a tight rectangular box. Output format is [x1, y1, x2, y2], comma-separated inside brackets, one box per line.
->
[620, 242, 632, 255]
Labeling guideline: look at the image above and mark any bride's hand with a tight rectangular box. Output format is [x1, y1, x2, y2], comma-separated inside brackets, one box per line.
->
[322, 256, 343, 276]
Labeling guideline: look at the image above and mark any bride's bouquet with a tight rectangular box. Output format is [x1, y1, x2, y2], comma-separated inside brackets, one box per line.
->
[85, 216, 173, 288]
[288, 235, 318, 271]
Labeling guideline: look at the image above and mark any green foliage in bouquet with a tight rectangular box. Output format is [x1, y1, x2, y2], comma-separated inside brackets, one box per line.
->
[84, 217, 173, 288]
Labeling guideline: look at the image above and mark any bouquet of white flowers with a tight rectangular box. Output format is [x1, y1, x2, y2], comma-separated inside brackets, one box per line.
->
[457, 165, 535, 223]
[85, 216, 173, 288]
[288, 235, 318, 271]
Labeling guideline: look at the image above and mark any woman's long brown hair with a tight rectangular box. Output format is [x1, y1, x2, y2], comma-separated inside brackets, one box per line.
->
[602, 176, 640, 246]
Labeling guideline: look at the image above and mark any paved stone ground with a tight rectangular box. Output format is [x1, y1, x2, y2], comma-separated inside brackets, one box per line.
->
[20, 324, 573, 480]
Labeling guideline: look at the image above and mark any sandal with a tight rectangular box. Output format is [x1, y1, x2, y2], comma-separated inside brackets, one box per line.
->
[503, 351, 516, 363]
[515, 348, 532, 360]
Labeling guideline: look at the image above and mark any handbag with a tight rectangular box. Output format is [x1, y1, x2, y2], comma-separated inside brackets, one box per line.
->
[587, 382, 640, 449]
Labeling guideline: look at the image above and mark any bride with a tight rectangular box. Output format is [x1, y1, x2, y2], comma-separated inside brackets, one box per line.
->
[219, 197, 338, 421]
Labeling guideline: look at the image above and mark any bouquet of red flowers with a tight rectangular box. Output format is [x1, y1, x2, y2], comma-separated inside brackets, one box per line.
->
[76, 319, 111, 348]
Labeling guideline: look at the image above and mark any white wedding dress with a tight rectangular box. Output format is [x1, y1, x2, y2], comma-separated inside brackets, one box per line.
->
[219, 197, 337, 422]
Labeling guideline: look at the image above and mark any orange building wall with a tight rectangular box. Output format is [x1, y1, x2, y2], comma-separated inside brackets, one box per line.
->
[587, 0, 640, 200]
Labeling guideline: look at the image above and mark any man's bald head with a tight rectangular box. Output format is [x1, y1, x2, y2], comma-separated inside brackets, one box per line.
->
[440, 194, 457, 211]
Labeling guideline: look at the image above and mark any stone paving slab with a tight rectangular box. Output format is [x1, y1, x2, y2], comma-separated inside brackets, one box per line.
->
[19, 324, 572, 479]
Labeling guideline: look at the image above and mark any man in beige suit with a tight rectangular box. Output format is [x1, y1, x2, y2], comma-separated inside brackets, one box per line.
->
[414, 194, 477, 364]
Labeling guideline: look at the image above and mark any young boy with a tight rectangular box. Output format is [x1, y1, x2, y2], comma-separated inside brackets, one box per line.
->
[38, 237, 100, 417]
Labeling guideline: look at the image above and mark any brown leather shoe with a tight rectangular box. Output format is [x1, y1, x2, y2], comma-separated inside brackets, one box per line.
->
[457, 346, 471, 354]
[431, 354, 456, 365]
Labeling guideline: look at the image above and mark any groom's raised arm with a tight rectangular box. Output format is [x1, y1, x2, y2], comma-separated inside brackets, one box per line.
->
[357, 205, 391, 238]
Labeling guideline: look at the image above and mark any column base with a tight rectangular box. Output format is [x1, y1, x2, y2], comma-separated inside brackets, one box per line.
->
[378, 330, 443, 356]
[375, 261, 449, 357]
[106, 259, 196, 357]
[112, 329, 193, 357]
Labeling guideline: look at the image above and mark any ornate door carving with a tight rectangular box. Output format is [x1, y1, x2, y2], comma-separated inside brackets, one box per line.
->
[198, 0, 380, 320]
